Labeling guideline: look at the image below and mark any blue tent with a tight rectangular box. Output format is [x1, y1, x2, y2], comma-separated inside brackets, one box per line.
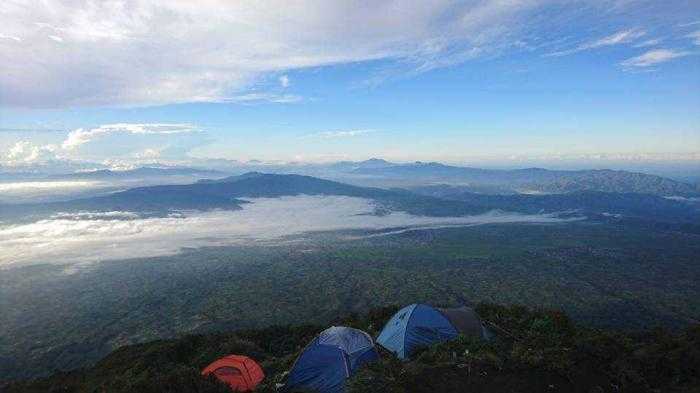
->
[282, 326, 379, 393]
[376, 304, 488, 360]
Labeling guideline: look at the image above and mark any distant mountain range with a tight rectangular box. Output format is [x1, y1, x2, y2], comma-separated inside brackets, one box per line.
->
[351, 161, 698, 197]
[2, 172, 698, 228]
[49, 166, 227, 181]
[3, 159, 696, 197]
[0, 172, 483, 221]
[328, 158, 395, 171]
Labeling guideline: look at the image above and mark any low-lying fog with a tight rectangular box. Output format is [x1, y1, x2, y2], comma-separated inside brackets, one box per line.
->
[0, 177, 212, 203]
[0, 180, 112, 203]
[0, 195, 579, 267]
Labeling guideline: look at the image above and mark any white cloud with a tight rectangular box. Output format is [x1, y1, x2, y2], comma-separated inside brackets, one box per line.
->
[279, 75, 290, 88]
[51, 211, 141, 220]
[0, 2, 688, 107]
[0, 180, 100, 192]
[0, 180, 108, 203]
[133, 148, 162, 159]
[224, 93, 302, 104]
[620, 49, 690, 68]
[48, 34, 64, 42]
[633, 38, 661, 48]
[0, 180, 115, 204]
[1, 123, 202, 168]
[0, 33, 21, 42]
[686, 30, 700, 46]
[0, 195, 578, 266]
[61, 123, 198, 150]
[99, 159, 139, 171]
[0, 0, 555, 108]
[302, 129, 375, 139]
[545, 29, 646, 57]
[585, 29, 645, 48]
[2, 141, 59, 165]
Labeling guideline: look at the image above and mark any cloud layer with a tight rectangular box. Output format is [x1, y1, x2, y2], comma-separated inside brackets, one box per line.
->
[302, 129, 375, 139]
[0, 0, 568, 108]
[1, 123, 202, 167]
[0, 2, 695, 108]
[620, 49, 690, 68]
[62, 123, 198, 150]
[545, 29, 647, 57]
[0, 195, 577, 266]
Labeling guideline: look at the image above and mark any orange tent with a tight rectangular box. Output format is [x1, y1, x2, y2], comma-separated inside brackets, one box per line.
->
[201, 355, 265, 392]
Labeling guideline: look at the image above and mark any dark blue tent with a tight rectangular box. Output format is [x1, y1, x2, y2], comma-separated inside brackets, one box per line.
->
[376, 304, 489, 359]
[282, 326, 379, 393]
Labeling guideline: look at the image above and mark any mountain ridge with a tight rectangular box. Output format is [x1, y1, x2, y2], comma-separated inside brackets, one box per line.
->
[2, 172, 698, 226]
[352, 163, 698, 196]
[3, 161, 695, 197]
[49, 166, 227, 181]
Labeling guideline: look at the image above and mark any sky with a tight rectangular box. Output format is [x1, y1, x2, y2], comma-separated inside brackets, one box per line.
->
[0, 0, 699, 168]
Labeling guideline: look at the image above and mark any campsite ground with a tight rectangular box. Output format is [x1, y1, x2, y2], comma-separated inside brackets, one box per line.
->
[4, 304, 699, 392]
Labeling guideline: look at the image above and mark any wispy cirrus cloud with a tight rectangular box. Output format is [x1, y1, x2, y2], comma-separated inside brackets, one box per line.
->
[686, 30, 700, 46]
[545, 29, 646, 57]
[583, 29, 646, 49]
[223, 93, 302, 104]
[1, 1, 642, 108]
[0, 2, 693, 108]
[633, 38, 662, 48]
[301, 129, 375, 139]
[0, 1, 535, 107]
[0, 33, 21, 42]
[0, 128, 65, 133]
[279, 75, 290, 88]
[620, 49, 691, 68]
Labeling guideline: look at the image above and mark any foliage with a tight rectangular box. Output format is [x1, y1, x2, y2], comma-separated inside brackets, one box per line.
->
[3, 304, 699, 393]
[2, 222, 700, 380]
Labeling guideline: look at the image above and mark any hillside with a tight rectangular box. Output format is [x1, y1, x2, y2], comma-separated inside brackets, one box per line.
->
[3, 304, 698, 393]
[354, 163, 698, 196]
[0, 173, 488, 222]
[3, 220, 699, 381]
[50, 167, 226, 181]
[411, 185, 700, 224]
[4, 172, 699, 226]
[2, 173, 700, 383]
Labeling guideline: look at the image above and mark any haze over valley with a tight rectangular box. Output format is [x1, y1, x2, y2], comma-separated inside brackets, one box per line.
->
[0, 194, 576, 266]
[1, 165, 699, 382]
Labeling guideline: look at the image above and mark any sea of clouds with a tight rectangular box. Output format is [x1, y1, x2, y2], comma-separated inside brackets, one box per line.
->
[0, 180, 112, 203]
[0, 195, 579, 267]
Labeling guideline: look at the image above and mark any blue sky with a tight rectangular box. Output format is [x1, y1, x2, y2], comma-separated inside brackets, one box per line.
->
[0, 1, 698, 167]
